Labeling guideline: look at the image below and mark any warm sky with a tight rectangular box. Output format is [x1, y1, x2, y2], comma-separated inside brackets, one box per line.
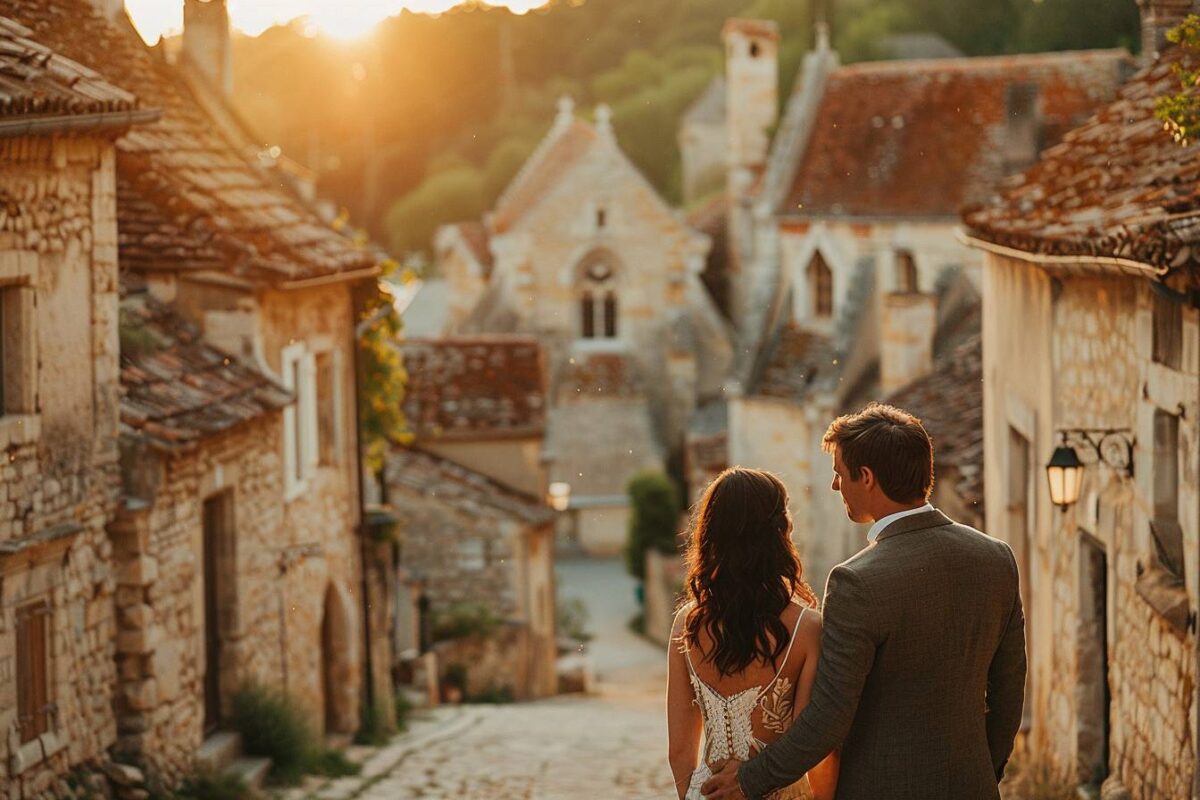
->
[125, 0, 553, 42]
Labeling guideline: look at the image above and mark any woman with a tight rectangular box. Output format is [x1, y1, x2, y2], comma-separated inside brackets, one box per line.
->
[667, 468, 838, 800]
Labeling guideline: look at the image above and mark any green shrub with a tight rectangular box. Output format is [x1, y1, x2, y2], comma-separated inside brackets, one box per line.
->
[229, 683, 317, 786]
[393, 692, 414, 733]
[443, 662, 469, 691]
[624, 470, 682, 581]
[176, 768, 255, 800]
[353, 698, 396, 747]
[468, 685, 514, 704]
[305, 748, 361, 778]
[431, 603, 501, 642]
[557, 595, 592, 642]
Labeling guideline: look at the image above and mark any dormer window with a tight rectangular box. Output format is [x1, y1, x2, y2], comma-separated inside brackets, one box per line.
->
[807, 252, 833, 318]
[579, 256, 618, 339]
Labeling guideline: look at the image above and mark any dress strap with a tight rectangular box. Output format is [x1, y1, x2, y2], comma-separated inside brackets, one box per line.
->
[758, 606, 806, 699]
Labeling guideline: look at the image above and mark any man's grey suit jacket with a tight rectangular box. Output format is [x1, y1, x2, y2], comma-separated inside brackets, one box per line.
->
[738, 509, 1026, 800]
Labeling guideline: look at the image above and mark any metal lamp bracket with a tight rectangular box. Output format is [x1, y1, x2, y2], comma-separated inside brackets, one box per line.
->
[1057, 428, 1135, 477]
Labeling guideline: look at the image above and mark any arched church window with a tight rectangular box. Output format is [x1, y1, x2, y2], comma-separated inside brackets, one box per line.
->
[807, 252, 833, 318]
[896, 250, 918, 293]
[579, 258, 618, 339]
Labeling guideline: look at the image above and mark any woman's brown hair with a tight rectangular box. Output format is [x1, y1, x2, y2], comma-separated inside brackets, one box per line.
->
[681, 467, 818, 677]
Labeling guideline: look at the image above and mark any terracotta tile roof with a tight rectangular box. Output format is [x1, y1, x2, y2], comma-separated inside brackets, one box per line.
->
[1, 1, 379, 283]
[886, 330, 983, 512]
[386, 446, 554, 527]
[403, 337, 546, 440]
[455, 221, 494, 272]
[0, 16, 139, 122]
[490, 118, 597, 233]
[119, 295, 291, 450]
[787, 50, 1131, 219]
[556, 351, 643, 399]
[964, 48, 1200, 272]
[753, 324, 838, 401]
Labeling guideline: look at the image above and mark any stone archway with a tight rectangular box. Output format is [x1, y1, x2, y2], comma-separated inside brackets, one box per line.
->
[320, 581, 360, 733]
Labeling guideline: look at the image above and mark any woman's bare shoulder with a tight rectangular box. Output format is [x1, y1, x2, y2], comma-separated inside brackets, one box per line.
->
[794, 604, 823, 648]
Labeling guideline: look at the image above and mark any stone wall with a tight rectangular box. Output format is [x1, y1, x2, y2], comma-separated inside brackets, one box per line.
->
[983, 254, 1199, 795]
[547, 397, 663, 555]
[109, 417, 284, 784]
[385, 462, 555, 698]
[0, 136, 121, 796]
[728, 395, 850, 591]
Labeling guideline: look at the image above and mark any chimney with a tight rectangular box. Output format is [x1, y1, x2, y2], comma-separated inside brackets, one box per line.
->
[880, 292, 937, 396]
[1002, 82, 1041, 173]
[722, 18, 779, 172]
[183, 0, 232, 97]
[1138, 0, 1193, 61]
[92, 0, 125, 21]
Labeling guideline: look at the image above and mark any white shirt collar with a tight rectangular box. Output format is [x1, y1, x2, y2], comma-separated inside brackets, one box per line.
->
[867, 503, 934, 543]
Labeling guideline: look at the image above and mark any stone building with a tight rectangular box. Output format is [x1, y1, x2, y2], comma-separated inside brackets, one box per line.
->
[696, 18, 1132, 587]
[392, 337, 556, 698]
[433, 98, 733, 554]
[1, 0, 395, 786]
[962, 7, 1200, 793]
[0, 16, 156, 795]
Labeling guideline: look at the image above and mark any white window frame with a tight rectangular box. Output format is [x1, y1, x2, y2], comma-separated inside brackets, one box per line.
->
[282, 342, 318, 500]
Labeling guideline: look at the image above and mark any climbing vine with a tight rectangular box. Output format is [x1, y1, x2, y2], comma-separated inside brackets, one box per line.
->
[1155, 14, 1200, 145]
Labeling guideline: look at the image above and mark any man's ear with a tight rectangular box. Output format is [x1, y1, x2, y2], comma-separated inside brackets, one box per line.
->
[858, 464, 876, 490]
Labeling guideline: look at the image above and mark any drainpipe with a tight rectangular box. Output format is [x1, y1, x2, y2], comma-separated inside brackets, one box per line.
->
[350, 280, 376, 725]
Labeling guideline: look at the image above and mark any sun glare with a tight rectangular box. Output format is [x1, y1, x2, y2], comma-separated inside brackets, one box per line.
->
[126, 0, 555, 44]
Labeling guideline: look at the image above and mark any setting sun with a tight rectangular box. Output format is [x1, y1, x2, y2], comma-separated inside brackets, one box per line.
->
[124, 0, 555, 43]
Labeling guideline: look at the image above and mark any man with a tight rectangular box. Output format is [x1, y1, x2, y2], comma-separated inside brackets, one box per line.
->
[702, 403, 1026, 800]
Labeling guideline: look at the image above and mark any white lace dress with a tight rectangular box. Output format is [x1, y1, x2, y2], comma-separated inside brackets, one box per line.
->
[682, 607, 815, 800]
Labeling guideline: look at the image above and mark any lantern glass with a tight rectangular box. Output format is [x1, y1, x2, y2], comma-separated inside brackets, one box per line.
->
[1046, 445, 1084, 507]
[547, 482, 571, 512]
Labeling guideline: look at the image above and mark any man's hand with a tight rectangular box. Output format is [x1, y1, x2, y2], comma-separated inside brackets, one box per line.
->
[700, 759, 747, 799]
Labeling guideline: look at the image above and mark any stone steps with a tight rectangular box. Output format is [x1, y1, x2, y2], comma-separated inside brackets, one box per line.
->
[228, 757, 272, 790]
[197, 731, 273, 791]
[196, 731, 242, 773]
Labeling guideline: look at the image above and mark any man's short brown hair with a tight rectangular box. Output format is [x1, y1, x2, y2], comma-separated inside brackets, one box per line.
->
[822, 403, 934, 503]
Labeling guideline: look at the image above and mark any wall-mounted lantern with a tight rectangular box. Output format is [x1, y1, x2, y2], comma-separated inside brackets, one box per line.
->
[547, 482, 571, 512]
[1045, 429, 1134, 511]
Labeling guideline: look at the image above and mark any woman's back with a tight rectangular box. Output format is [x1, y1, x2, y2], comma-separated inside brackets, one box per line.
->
[679, 600, 819, 763]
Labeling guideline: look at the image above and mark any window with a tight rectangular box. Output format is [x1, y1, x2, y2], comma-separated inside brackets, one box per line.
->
[749, 41, 761, 58]
[0, 280, 36, 417]
[578, 257, 618, 340]
[458, 538, 486, 571]
[1151, 409, 1184, 581]
[807, 252, 833, 318]
[16, 602, 52, 744]
[596, 208, 607, 229]
[895, 250, 918, 294]
[1152, 289, 1183, 370]
[315, 351, 339, 465]
[282, 343, 317, 496]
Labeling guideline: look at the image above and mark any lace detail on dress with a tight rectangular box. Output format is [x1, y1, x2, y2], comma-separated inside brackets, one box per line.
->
[759, 676, 794, 734]
[680, 606, 813, 800]
[688, 678, 763, 763]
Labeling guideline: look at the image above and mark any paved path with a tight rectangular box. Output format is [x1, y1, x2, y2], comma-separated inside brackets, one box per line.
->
[309, 558, 676, 800]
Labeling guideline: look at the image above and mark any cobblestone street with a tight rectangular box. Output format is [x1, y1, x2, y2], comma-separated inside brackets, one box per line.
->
[318, 558, 676, 800]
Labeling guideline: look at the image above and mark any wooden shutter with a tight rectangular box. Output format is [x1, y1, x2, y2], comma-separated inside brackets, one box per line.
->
[16, 602, 50, 742]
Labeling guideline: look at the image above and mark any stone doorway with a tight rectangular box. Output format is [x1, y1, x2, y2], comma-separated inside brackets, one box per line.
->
[202, 491, 235, 734]
[1076, 532, 1110, 788]
[320, 581, 358, 733]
